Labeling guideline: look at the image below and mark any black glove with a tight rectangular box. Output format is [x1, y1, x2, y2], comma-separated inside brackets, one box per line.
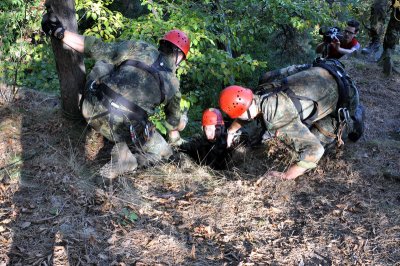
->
[41, 11, 65, 40]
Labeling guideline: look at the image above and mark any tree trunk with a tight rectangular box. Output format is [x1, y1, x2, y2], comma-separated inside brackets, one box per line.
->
[46, 0, 86, 120]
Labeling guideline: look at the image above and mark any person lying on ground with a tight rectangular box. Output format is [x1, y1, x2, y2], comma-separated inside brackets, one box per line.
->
[179, 108, 264, 169]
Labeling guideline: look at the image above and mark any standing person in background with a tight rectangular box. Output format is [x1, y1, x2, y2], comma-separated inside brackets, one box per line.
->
[361, 0, 400, 75]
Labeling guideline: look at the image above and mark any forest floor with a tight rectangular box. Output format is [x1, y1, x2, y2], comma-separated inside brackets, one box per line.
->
[0, 54, 399, 266]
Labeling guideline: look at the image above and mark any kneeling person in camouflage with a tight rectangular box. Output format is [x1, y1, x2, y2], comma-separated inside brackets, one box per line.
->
[42, 11, 190, 180]
[219, 59, 365, 180]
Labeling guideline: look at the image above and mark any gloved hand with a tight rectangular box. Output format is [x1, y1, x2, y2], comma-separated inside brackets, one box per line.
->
[41, 11, 65, 40]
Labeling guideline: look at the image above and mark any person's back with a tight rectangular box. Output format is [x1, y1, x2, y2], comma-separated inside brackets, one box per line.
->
[81, 38, 181, 144]
[257, 66, 339, 130]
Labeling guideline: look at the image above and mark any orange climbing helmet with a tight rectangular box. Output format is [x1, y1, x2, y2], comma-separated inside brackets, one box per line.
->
[202, 108, 224, 126]
[161, 29, 190, 59]
[219, 85, 254, 118]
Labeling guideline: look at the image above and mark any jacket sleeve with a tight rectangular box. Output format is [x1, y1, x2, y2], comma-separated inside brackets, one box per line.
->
[163, 90, 182, 131]
[84, 36, 132, 63]
[277, 119, 325, 169]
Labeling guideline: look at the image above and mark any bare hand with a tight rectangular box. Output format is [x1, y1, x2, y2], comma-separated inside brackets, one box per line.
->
[176, 112, 188, 131]
[331, 38, 340, 50]
[226, 132, 235, 147]
[263, 164, 307, 180]
[263, 170, 294, 180]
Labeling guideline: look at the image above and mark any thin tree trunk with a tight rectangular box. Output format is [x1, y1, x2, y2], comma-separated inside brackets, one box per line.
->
[46, 0, 86, 119]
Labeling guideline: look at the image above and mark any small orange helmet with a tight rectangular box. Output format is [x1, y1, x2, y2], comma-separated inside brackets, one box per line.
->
[202, 108, 224, 126]
[161, 29, 190, 59]
[219, 85, 253, 118]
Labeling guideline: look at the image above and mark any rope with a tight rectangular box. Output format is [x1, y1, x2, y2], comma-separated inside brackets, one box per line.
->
[393, 0, 400, 21]
[336, 122, 346, 148]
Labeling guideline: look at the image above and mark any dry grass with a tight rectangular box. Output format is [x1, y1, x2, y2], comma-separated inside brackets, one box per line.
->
[0, 56, 400, 265]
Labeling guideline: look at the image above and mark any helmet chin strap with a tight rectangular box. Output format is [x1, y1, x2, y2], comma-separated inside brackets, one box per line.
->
[246, 109, 252, 120]
[173, 47, 184, 66]
[245, 99, 256, 121]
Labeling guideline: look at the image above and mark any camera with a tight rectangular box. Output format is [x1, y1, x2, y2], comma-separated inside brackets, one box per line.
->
[319, 26, 343, 43]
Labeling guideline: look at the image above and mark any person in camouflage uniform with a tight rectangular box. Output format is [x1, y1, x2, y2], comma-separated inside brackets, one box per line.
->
[41, 11, 190, 180]
[219, 59, 365, 180]
[361, 0, 400, 75]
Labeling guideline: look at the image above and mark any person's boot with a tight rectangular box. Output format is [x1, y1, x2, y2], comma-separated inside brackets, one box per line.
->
[348, 105, 365, 142]
[97, 142, 138, 185]
[361, 40, 380, 55]
[381, 48, 395, 76]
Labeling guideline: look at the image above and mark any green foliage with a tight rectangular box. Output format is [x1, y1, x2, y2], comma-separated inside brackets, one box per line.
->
[76, 0, 125, 41]
[119, 207, 139, 225]
[149, 105, 167, 135]
[0, 0, 372, 134]
[119, 0, 267, 109]
[0, 0, 60, 92]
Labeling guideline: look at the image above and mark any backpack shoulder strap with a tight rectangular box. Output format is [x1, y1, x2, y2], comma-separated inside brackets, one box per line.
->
[117, 58, 167, 104]
[257, 79, 318, 127]
[312, 58, 349, 111]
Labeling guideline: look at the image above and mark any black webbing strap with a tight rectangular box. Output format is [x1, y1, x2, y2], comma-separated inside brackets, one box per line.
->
[313, 59, 349, 111]
[117, 59, 166, 103]
[258, 80, 319, 127]
[97, 82, 149, 122]
[282, 78, 319, 126]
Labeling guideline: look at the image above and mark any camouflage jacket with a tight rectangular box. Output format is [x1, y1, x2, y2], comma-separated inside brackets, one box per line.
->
[83, 36, 182, 131]
[256, 67, 339, 169]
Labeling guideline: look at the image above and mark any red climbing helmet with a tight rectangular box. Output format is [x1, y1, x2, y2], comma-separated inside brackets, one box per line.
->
[202, 108, 224, 126]
[161, 29, 190, 59]
[219, 85, 254, 118]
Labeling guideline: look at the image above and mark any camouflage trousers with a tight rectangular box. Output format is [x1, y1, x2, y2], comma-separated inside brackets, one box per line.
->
[82, 94, 173, 175]
[384, 4, 400, 49]
[368, 0, 400, 49]
[368, 0, 390, 42]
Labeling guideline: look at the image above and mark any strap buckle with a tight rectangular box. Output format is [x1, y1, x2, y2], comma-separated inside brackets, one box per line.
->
[89, 80, 97, 92]
[143, 123, 154, 141]
[130, 124, 138, 144]
[338, 108, 350, 124]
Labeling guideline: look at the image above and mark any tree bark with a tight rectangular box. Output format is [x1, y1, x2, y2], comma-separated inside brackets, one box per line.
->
[46, 0, 86, 120]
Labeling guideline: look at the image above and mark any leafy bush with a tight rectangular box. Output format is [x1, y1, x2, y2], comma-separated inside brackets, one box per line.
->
[0, 0, 371, 132]
[0, 0, 60, 92]
[75, 0, 125, 41]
